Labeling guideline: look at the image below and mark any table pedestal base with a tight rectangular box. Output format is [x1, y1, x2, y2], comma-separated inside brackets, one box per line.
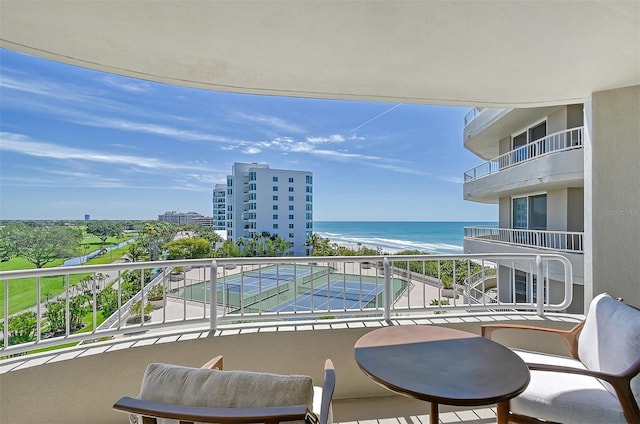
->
[430, 402, 439, 424]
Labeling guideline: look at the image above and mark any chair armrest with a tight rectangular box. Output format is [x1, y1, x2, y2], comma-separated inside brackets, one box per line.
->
[201, 355, 224, 370]
[481, 321, 584, 359]
[113, 396, 311, 424]
[319, 359, 336, 424]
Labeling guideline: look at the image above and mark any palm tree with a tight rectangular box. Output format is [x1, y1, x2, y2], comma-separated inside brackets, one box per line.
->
[124, 243, 147, 262]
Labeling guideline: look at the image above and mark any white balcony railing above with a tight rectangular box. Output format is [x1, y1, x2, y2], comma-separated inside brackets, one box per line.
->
[464, 127, 584, 181]
[0, 253, 573, 357]
[465, 226, 584, 253]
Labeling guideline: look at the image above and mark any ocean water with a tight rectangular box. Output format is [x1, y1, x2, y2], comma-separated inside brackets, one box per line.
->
[313, 221, 497, 254]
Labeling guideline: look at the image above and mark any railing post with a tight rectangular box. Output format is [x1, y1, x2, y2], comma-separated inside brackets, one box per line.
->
[536, 255, 544, 317]
[210, 260, 218, 332]
[383, 257, 391, 321]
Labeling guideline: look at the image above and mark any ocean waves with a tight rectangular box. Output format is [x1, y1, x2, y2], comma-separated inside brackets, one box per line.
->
[315, 231, 464, 254]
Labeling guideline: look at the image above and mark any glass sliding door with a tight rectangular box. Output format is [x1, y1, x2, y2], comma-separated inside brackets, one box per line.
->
[512, 194, 547, 246]
[512, 131, 528, 163]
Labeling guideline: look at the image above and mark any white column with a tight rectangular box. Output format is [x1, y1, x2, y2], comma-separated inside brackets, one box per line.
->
[584, 85, 640, 311]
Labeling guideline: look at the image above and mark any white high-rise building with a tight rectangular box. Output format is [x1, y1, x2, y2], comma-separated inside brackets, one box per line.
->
[212, 183, 227, 231]
[225, 162, 313, 256]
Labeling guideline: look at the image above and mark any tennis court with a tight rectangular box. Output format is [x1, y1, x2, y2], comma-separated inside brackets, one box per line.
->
[170, 264, 317, 303]
[271, 280, 384, 312]
[222, 267, 309, 296]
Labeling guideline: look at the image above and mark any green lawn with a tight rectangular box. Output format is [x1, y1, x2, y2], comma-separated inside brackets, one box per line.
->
[20, 311, 110, 355]
[0, 238, 136, 317]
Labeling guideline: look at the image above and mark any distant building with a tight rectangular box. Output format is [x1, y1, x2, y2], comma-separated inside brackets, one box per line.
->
[84, 214, 90, 221]
[225, 162, 313, 256]
[158, 211, 213, 226]
[212, 183, 227, 230]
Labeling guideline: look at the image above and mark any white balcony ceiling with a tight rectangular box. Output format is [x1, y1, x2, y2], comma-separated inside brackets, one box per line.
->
[1, 1, 638, 107]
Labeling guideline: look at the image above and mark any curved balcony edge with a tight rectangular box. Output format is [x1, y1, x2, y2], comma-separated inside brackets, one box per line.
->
[0, 313, 584, 424]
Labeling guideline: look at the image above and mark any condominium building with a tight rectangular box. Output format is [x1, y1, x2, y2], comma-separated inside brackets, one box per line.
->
[462, 105, 586, 312]
[225, 162, 313, 256]
[158, 210, 212, 226]
[212, 184, 227, 230]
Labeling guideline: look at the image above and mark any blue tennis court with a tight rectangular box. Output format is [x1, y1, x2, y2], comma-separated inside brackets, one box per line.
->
[271, 280, 383, 312]
[219, 266, 312, 296]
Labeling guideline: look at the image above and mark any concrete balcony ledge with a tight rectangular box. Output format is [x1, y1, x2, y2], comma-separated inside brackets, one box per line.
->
[0, 313, 584, 424]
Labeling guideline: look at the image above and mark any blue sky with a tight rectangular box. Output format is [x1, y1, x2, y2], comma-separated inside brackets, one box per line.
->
[0, 49, 496, 221]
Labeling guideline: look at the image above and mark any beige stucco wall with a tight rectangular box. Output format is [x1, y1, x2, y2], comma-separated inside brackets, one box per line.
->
[547, 107, 567, 134]
[547, 188, 568, 231]
[584, 85, 640, 310]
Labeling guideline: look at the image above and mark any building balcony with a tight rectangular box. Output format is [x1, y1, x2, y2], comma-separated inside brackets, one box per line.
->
[463, 127, 584, 202]
[463, 107, 563, 159]
[0, 254, 580, 423]
[464, 227, 584, 284]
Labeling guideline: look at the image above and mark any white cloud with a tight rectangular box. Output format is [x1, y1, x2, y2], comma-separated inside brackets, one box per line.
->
[306, 134, 345, 143]
[231, 111, 306, 134]
[438, 176, 465, 183]
[0, 132, 210, 172]
[100, 76, 152, 93]
[243, 146, 262, 154]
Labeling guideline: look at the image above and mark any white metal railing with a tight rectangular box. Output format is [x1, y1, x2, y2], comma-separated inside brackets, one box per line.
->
[464, 127, 584, 181]
[464, 107, 486, 125]
[465, 227, 584, 253]
[1, 253, 572, 356]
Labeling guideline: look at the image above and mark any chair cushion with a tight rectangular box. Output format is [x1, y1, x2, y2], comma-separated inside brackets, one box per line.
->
[578, 293, 640, 401]
[511, 349, 627, 424]
[131, 363, 314, 424]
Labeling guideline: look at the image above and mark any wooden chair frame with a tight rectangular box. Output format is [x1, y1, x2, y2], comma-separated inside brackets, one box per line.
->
[482, 321, 640, 424]
[113, 356, 335, 424]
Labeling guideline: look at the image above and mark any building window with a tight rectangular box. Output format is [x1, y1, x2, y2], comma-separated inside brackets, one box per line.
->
[288, 233, 295, 238]
[273, 205, 278, 210]
[288, 205, 294, 211]
[249, 183, 256, 190]
[512, 194, 547, 230]
[288, 187, 294, 192]
[273, 214, 278, 220]
[512, 121, 547, 162]
[273, 176, 278, 182]
[250, 171, 256, 181]
[306, 186, 312, 193]
[289, 214, 294, 220]
[273, 195, 278, 201]
[514, 270, 544, 303]
[306, 175, 312, 184]
[306, 213, 312, 220]
[306, 204, 312, 211]
[227, 178, 233, 186]
[273, 224, 278, 229]
[273, 186, 278, 191]
[289, 196, 294, 201]
[249, 193, 256, 200]
[227, 188, 232, 195]
[289, 224, 294, 229]
[306, 195, 312, 202]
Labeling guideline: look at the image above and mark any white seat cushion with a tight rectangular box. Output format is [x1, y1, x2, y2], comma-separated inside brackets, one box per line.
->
[511, 350, 627, 424]
[131, 363, 315, 424]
